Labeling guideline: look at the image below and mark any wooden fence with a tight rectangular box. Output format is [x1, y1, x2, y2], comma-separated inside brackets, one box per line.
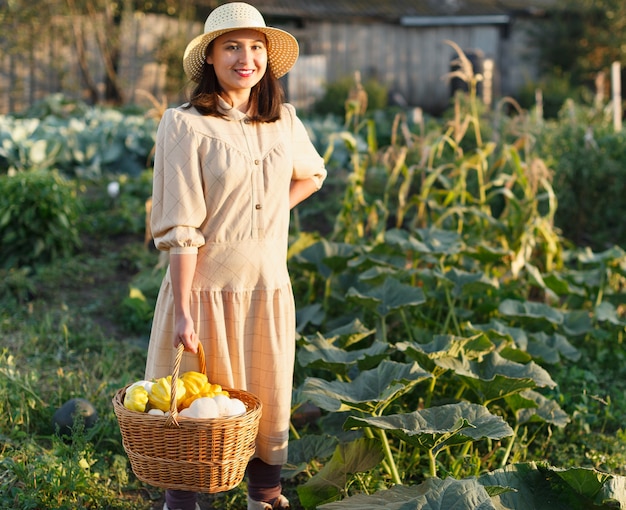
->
[1, 12, 542, 115]
[1, 13, 194, 114]
[0, 12, 329, 114]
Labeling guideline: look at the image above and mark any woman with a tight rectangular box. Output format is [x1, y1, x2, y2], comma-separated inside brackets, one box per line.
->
[144, 3, 327, 510]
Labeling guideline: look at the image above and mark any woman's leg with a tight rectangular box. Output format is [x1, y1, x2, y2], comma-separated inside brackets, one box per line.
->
[164, 489, 197, 510]
[246, 457, 283, 504]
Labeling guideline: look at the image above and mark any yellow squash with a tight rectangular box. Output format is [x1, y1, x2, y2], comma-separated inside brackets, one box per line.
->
[123, 384, 149, 413]
[148, 375, 187, 412]
[179, 382, 229, 410]
[180, 371, 209, 396]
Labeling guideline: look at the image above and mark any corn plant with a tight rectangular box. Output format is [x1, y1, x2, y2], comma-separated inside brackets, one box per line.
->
[323, 41, 563, 282]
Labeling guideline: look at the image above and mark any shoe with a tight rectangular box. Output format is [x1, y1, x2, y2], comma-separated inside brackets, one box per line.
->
[163, 504, 201, 510]
[247, 494, 290, 509]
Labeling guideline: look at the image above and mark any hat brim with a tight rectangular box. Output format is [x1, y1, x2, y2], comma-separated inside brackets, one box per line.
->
[183, 26, 299, 83]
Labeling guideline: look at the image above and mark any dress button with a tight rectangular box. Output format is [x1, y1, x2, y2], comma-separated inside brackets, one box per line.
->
[254, 159, 260, 165]
[244, 119, 250, 124]
[255, 204, 262, 210]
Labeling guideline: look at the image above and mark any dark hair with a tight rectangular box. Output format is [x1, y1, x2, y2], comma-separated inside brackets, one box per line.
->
[185, 41, 285, 123]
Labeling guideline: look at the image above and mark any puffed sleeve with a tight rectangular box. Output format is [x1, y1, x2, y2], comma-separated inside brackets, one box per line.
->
[285, 103, 327, 190]
[150, 108, 206, 254]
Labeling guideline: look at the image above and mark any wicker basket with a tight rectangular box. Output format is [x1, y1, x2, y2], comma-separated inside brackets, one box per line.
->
[112, 343, 262, 493]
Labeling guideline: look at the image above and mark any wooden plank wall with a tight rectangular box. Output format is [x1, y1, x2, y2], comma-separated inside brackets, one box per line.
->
[0, 13, 539, 115]
[311, 21, 504, 113]
[0, 14, 200, 114]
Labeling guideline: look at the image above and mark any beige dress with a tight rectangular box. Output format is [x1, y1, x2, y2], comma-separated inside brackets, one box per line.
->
[145, 99, 326, 465]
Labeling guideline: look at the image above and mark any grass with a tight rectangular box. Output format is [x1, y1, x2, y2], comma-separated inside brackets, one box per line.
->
[1, 218, 156, 508]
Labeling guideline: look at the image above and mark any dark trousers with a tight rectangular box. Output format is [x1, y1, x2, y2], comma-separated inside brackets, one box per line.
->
[165, 458, 282, 510]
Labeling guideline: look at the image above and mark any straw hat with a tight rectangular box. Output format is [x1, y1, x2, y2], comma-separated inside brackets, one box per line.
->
[183, 2, 299, 83]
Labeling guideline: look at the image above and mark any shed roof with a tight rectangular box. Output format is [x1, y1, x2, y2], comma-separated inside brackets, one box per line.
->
[250, 0, 556, 22]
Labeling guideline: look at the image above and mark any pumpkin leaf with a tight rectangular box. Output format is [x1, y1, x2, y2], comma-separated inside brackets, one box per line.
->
[297, 438, 384, 509]
[436, 351, 556, 403]
[318, 476, 496, 509]
[527, 331, 580, 363]
[297, 334, 389, 377]
[506, 390, 570, 427]
[498, 299, 564, 325]
[346, 277, 426, 317]
[301, 360, 432, 413]
[442, 267, 499, 298]
[479, 462, 626, 509]
[344, 401, 514, 451]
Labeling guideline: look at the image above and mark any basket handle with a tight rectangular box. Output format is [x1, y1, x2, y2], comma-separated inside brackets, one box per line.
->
[166, 342, 206, 427]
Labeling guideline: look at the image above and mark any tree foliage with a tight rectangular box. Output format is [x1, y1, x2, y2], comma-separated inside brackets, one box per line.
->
[530, 0, 626, 85]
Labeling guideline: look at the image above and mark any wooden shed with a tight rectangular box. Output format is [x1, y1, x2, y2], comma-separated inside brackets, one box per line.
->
[252, 0, 556, 113]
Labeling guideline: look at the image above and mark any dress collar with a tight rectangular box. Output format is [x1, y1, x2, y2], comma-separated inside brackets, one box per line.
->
[217, 96, 248, 122]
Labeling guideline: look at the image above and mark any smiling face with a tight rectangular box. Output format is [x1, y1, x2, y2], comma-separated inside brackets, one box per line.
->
[206, 29, 268, 105]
